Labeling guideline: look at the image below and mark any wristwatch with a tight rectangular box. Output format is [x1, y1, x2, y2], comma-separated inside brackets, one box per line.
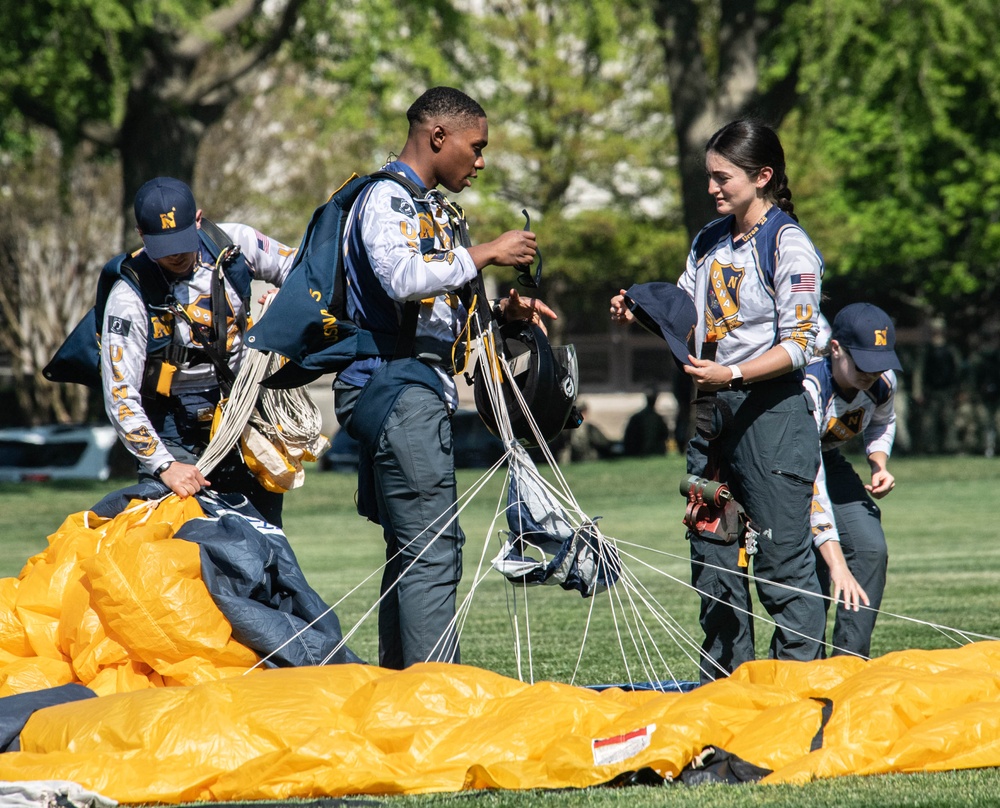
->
[153, 460, 174, 478]
[728, 364, 744, 390]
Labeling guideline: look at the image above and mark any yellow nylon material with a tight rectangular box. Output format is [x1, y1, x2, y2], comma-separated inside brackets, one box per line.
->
[0, 496, 256, 699]
[1, 499, 1000, 801]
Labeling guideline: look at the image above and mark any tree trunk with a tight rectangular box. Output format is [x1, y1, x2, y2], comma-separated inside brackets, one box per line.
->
[651, 0, 799, 241]
[118, 87, 211, 245]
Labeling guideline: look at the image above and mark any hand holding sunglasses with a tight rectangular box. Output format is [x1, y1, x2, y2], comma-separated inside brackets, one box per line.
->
[514, 209, 543, 289]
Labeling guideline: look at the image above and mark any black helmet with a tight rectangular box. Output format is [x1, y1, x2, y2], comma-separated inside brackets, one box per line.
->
[474, 320, 580, 447]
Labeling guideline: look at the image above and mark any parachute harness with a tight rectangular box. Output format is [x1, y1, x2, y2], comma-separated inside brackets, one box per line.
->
[198, 293, 328, 488]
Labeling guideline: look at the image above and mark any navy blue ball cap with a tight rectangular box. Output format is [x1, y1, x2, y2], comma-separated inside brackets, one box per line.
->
[133, 177, 199, 260]
[624, 282, 697, 369]
[831, 302, 903, 373]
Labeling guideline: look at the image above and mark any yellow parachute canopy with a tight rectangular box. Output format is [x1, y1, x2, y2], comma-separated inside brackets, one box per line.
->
[1, 497, 1000, 803]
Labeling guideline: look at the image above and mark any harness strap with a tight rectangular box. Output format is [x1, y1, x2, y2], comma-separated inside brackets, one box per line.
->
[364, 171, 437, 363]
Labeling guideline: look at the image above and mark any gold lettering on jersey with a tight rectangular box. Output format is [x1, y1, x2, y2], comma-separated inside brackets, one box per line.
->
[812, 522, 834, 539]
[399, 220, 417, 240]
[827, 409, 865, 441]
[112, 365, 124, 382]
[126, 426, 157, 457]
[310, 288, 322, 302]
[151, 316, 172, 339]
[187, 302, 212, 325]
[422, 251, 456, 266]
[109, 345, 123, 362]
[706, 260, 744, 338]
[789, 304, 815, 351]
[320, 308, 339, 341]
[811, 483, 827, 515]
[159, 210, 177, 230]
[117, 403, 135, 421]
[875, 328, 887, 346]
[111, 385, 128, 402]
[418, 212, 436, 241]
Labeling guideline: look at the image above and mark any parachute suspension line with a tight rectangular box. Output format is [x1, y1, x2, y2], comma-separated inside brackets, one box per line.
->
[602, 563, 658, 686]
[198, 293, 328, 479]
[482, 318, 994, 673]
[319, 447, 513, 667]
[197, 339, 268, 477]
[246, 448, 507, 672]
[568, 573, 601, 686]
[90, 493, 168, 544]
[617, 539, 1000, 666]
[613, 541, 817, 676]
[432, 456, 520, 664]
[606, 560, 702, 688]
[467, 323, 637, 684]
[612, 560, 714, 685]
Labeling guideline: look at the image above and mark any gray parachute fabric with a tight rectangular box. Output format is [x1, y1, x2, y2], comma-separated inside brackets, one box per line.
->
[490, 445, 620, 597]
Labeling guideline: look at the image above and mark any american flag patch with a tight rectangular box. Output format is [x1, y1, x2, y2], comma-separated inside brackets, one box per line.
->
[790, 273, 816, 293]
[255, 230, 270, 252]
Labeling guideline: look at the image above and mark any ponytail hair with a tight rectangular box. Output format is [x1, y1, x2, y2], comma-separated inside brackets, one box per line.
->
[706, 120, 798, 222]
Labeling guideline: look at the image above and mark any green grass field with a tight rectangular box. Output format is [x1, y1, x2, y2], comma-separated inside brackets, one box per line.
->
[2, 453, 999, 806]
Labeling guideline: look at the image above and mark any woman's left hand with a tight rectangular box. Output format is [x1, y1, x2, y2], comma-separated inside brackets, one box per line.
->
[685, 356, 735, 392]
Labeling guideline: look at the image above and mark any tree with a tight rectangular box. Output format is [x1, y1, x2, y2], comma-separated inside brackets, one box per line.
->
[649, 0, 804, 241]
[0, 0, 459, 423]
[783, 0, 1000, 325]
[433, 1, 686, 336]
[0, 140, 120, 424]
[0, 0, 306, 228]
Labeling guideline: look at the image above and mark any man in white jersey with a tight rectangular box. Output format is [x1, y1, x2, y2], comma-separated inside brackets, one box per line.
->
[332, 87, 554, 669]
[101, 177, 296, 525]
[805, 302, 901, 657]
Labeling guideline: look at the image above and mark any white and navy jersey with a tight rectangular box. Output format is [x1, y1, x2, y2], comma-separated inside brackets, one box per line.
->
[339, 160, 480, 408]
[677, 209, 823, 368]
[804, 357, 897, 546]
[101, 223, 296, 473]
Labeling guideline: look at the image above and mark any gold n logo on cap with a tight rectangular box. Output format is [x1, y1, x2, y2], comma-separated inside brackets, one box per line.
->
[874, 328, 887, 346]
[159, 208, 177, 230]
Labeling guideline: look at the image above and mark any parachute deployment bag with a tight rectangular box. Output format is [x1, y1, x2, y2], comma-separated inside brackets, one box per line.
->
[245, 171, 428, 389]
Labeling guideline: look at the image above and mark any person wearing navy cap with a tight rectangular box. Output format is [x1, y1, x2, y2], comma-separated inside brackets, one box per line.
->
[804, 302, 902, 658]
[613, 120, 827, 682]
[100, 177, 297, 524]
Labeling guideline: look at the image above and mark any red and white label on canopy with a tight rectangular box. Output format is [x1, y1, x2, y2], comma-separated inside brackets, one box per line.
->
[591, 724, 656, 766]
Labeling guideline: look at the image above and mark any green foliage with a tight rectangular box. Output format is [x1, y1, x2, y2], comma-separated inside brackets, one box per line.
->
[785, 0, 1000, 319]
[431, 1, 682, 324]
[517, 210, 689, 332]
[0, 1, 214, 150]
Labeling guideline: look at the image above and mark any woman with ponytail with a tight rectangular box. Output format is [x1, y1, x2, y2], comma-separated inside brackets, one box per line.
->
[612, 120, 827, 682]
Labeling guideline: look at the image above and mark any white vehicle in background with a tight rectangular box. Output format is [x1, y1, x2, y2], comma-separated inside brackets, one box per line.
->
[0, 424, 133, 482]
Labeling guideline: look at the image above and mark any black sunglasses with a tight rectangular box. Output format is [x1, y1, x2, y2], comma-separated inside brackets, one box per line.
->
[515, 209, 543, 289]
